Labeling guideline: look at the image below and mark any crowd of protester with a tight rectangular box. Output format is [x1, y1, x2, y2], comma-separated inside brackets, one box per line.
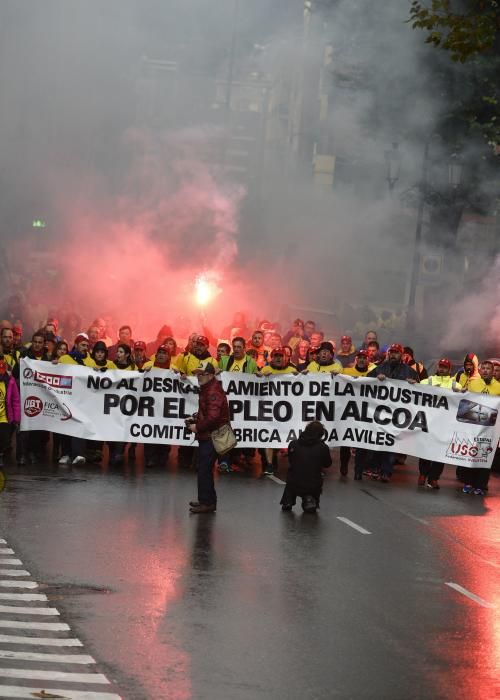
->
[0, 308, 498, 500]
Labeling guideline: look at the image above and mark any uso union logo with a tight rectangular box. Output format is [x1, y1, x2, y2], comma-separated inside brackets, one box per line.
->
[24, 396, 43, 418]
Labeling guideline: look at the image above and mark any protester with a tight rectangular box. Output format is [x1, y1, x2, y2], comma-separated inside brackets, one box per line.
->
[87, 326, 100, 350]
[259, 347, 297, 376]
[342, 350, 372, 378]
[12, 324, 23, 351]
[216, 342, 231, 362]
[92, 318, 113, 347]
[358, 330, 378, 351]
[337, 335, 356, 368]
[303, 320, 316, 341]
[217, 337, 258, 472]
[143, 345, 172, 371]
[146, 324, 174, 357]
[455, 353, 480, 389]
[280, 421, 332, 513]
[305, 341, 342, 375]
[493, 360, 500, 382]
[91, 341, 115, 370]
[178, 335, 218, 375]
[132, 341, 148, 371]
[185, 363, 229, 513]
[108, 326, 134, 361]
[460, 360, 500, 496]
[418, 359, 463, 489]
[402, 346, 428, 381]
[218, 337, 258, 374]
[309, 331, 325, 349]
[339, 350, 372, 477]
[367, 344, 419, 482]
[0, 359, 20, 468]
[366, 340, 381, 365]
[283, 318, 305, 349]
[247, 330, 269, 369]
[293, 339, 310, 371]
[468, 360, 500, 395]
[257, 348, 296, 475]
[1, 327, 20, 371]
[114, 344, 135, 370]
[57, 333, 94, 367]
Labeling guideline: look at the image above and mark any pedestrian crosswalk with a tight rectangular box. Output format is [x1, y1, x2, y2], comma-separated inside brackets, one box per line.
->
[0, 538, 121, 700]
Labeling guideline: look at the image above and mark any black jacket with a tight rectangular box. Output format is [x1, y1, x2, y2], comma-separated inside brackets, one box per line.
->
[286, 434, 332, 492]
[368, 361, 419, 382]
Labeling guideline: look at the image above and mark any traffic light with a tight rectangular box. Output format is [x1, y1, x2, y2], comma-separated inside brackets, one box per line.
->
[32, 219, 46, 229]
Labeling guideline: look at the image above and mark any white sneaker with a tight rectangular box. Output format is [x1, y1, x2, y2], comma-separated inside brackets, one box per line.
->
[72, 456, 86, 465]
[58, 455, 71, 465]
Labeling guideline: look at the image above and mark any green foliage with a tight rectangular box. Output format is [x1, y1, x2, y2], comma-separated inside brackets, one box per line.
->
[409, 1, 500, 62]
[410, 1, 500, 143]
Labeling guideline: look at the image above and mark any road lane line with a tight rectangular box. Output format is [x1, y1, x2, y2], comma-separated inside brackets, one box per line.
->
[0, 621, 69, 631]
[0, 559, 21, 566]
[0, 550, 14, 556]
[0, 650, 95, 664]
[445, 582, 496, 609]
[0, 687, 120, 699]
[0, 570, 30, 577]
[0, 581, 38, 589]
[267, 474, 286, 485]
[0, 668, 109, 683]
[0, 605, 59, 616]
[0, 594, 47, 602]
[0, 634, 82, 647]
[336, 517, 372, 535]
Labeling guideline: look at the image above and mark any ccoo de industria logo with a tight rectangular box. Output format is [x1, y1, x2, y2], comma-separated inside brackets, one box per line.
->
[34, 371, 73, 389]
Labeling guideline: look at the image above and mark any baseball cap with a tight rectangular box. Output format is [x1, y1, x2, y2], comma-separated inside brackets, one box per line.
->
[388, 343, 404, 354]
[134, 341, 147, 351]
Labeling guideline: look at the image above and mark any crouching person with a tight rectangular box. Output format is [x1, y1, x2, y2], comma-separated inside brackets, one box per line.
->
[280, 421, 332, 513]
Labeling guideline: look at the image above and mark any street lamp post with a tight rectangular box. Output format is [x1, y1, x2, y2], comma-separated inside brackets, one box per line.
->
[385, 142, 401, 191]
[405, 140, 430, 332]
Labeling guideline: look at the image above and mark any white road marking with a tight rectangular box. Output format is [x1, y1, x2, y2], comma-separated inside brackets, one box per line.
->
[0, 634, 82, 647]
[0, 668, 109, 684]
[445, 582, 496, 609]
[0, 559, 21, 565]
[0, 687, 120, 699]
[0, 649, 95, 664]
[267, 474, 286, 485]
[0, 620, 69, 631]
[0, 593, 47, 602]
[0, 581, 38, 589]
[336, 517, 372, 535]
[0, 605, 59, 616]
[0, 547, 119, 696]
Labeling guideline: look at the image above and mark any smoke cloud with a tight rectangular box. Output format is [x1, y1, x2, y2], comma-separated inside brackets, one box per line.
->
[0, 1, 496, 356]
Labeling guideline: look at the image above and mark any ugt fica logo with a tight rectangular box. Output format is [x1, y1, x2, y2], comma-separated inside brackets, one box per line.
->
[34, 371, 73, 389]
[24, 396, 43, 418]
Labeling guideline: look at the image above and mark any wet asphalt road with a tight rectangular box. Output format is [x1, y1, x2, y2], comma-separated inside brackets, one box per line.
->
[0, 450, 499, 700]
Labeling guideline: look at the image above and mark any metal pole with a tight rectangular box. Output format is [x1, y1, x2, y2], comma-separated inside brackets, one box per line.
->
[224, 0, 239, 116]
[406, 139, 430, 331]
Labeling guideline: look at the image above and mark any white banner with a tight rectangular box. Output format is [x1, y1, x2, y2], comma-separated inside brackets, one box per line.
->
[20, 360, 500, 468]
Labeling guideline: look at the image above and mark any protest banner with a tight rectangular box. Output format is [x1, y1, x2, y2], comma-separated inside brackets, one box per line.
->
[20, 360, 500, 468]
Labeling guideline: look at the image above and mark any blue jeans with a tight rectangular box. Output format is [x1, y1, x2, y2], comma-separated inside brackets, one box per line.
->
[379, 451, 397, 476]
[197, 439, 217, 506]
